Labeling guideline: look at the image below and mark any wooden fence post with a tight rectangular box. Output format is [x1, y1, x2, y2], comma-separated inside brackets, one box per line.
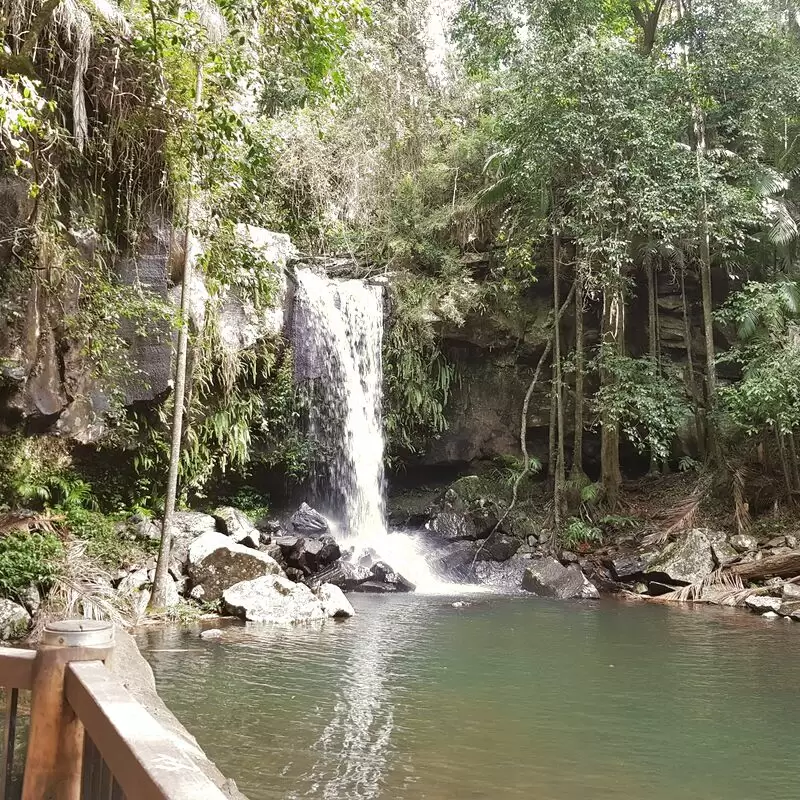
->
[21, 620, 114, 800]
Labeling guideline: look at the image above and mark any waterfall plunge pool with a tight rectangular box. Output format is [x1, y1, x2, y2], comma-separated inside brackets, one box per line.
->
[138, 593, 800, 800]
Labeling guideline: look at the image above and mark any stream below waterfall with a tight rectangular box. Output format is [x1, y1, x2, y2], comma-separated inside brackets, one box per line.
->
[139, 594, 800, 800]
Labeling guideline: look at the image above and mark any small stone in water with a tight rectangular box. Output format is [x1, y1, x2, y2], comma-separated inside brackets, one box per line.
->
[200, 629, 224, 640]
[452, 601, 470, 608]
[761, 611, 779, 619]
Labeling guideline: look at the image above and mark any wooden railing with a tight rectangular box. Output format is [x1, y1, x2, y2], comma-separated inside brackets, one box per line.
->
[0, 620, 229, 800]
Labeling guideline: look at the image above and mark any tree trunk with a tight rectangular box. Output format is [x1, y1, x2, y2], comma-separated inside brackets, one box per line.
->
[600, 275, 623, 508]
[680, 268, 705, 459]
[729, 551, 800, 581]
[570, 266, 585, 480]
[789, 431, 800, 491]
[553, 233, 566, 527]
[150, 64, 204, 611]
[647, 260, 659, 473]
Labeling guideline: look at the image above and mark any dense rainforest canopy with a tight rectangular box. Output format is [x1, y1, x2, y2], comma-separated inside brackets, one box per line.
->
[3, 0, 800, 546]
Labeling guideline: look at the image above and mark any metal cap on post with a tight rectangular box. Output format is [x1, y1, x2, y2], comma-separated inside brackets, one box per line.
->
[41, 620, 114, 650]
[21, 619, 116, 800]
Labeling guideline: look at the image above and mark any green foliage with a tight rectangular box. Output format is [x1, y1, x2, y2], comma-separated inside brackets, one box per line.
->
[594, 353, 690, 461]
[216, 486, 270, 520]
[0, 532, 63, 601]
[561, 516, 603, 551]
[63, 507, 155, 569]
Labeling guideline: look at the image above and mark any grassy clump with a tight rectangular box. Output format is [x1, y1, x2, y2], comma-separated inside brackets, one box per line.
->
[0, 532, 64, 601]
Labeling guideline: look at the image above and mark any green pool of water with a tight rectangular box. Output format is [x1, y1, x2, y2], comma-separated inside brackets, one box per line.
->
[137, 594, 800, 800]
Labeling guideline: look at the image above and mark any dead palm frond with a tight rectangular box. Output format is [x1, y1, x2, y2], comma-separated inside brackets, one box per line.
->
[732, 464, 751, 535]
[659, 569, 750, 606]
[32, 539, 130, 639]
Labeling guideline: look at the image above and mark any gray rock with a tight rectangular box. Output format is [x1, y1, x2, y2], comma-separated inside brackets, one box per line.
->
[426, 511, 480, 542]
[317, 584, 355, 618]
[277, 534, 340, 575]
[645, 529, 716, 586]
[609, 554, 647, 581]
[223, 575, 326, 624]
[131, 517, 161, 542]
[711, 538, 739, 566]
[0, 600, 31, 640]
[290, 502, 329, 534]
[765, 535, 788, 548]
[213, 507, 258, 543]
[188, 531, 283, 602]
[745, 595, 782, 613]
[476, 532, 521, 562]
[522, 557, 599, 600]
[21, 585, 41, 616]
[730, 533, 758, 553]
[312, 560, 371, 591]
[762, 611, 780, 619]
[787, 535, 798, 549]
[368, 561, 415, 592]
[782, 583, 800, 600]
[435, 540, 479, 580]
[118, 568, 150, 595]
[777, 600, 800, 619]
[474, 553, 532, 588]
[167, 512, 219, 572]
[239, 533, 261, 550]
[200, 629, 224, 640]
[560, 550, 579, 565]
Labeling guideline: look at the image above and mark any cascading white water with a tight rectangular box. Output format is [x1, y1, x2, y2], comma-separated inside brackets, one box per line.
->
[293, 268, 448, 592]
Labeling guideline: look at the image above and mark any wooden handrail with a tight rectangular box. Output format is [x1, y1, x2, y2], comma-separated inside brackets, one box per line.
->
[0, 648, 36, 691]
[65, 661, 228, 800]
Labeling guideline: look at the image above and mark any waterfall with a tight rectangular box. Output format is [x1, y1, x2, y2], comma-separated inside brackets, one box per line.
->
[293, 268, 449, 592]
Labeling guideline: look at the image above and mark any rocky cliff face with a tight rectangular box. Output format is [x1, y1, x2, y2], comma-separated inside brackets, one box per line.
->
[0, 213, 293, 444]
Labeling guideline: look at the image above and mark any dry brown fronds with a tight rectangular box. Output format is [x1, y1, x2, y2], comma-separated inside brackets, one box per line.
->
[658, 569, 751, 606]
[31, 540, 130, 640]
[732, 465, 751, 535]
[0, 511, 64, 538]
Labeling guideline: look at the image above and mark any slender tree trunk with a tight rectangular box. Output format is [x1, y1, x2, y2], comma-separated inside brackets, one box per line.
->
[601, 272, 623, 508]
[553, 233, 566, 526]
[150, 64, 204, 610]
[548, 380, 557, 482]
[571, 265, 585, 480]
[776, 428, 793, 496]
[647, 260, 659, 473]
[789, 431, 800, 492]
[680, 269, 705, 459]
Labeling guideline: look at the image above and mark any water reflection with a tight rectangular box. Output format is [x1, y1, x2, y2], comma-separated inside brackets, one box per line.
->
[295, 599, 402, 799]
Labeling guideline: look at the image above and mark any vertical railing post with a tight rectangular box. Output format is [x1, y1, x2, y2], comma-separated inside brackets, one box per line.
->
[21, 620, 114, 800]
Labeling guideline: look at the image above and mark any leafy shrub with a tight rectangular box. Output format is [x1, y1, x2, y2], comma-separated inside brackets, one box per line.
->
[63, 508, 155, 569]
[0, 532, 63, 600]
[561, 517, 603, 552]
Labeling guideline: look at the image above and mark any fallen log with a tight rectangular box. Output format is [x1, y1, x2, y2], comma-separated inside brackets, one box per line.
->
[728, 551, 800, 581]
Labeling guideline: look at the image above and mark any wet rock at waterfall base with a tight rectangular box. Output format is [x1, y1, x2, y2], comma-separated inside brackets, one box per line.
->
[435, 541, 479, 582]
[290, 502, 329, 534]
[223, 575, 326, 624]
[522, 557, 599, 600]
[426, 511, 480, 542]
[317, 583, 355, 618]
[475, 532, 521, 562]
[745, 595, 782, 613]
[213, 506, 259, 543]
[276, 534, 341, 575]
[312, 560, 371, 591]
[187, 531, 283, 602]
[361, 561, 415, 592]
[254, 517, 283, 535]
[474, 553, 532, 588]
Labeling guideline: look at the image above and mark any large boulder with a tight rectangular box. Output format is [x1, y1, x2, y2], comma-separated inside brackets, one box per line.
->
[290, 502, 329, 534]
[475, 532, 521, 562]
[311, 560, 371, 591]
[608, 553, 647, 582]
[222, 575, 326, 624]
[745, 595, 782, 613]
[435, 540, 479, 581]
[426, 511, 480, 542]
[167, 512, 218, 572]
[522, 557, 599, 600]
[0, 600, 31, 640]
[474, 553, 532, 589]
[213, 507, 258, 544]
[644, 529, 717, 586]
[317, 584, 355, 618]
[188, 531, 283, 602]
[354, 561, 415, 593]
[276, 534, 341, 575]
